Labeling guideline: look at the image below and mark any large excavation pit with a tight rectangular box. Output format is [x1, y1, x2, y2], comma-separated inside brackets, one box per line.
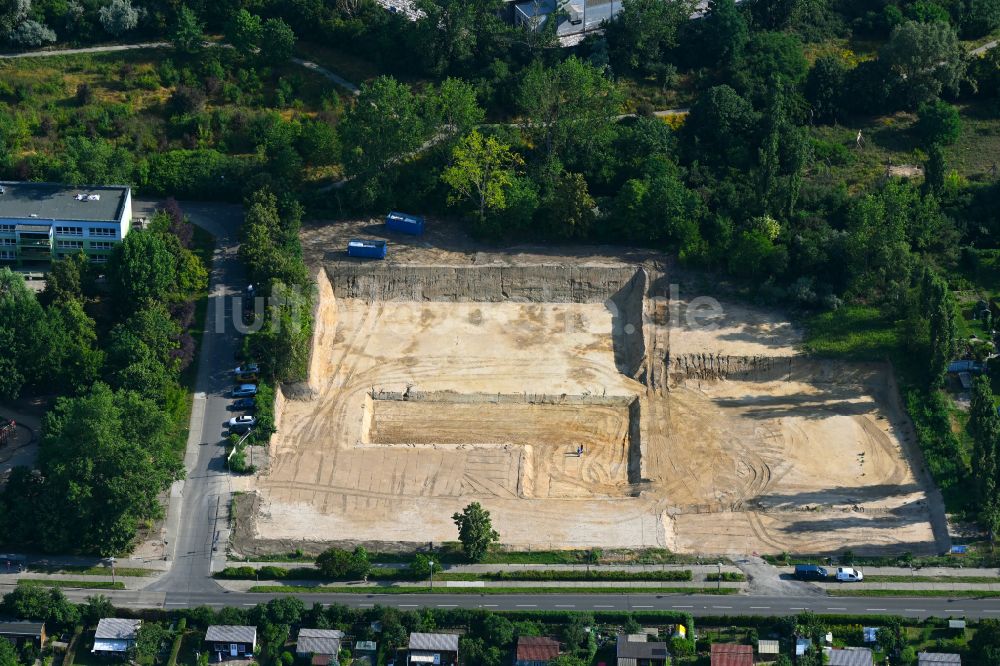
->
[239, 255, 947, 557]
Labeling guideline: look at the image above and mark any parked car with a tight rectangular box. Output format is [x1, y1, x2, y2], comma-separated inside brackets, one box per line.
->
[234, 363, 260, 375]
[227, 415, 257, 432]
[231, 384, 258, 398]
[836, 567, 864, 582]
[235, 372, 258, 383]
[794, 564, 829, 581]
[231, 397, 257, 411]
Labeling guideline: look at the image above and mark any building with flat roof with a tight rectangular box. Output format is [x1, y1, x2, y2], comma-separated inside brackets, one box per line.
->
[0, 181, 132, 268]
[0, 621, 46, 647]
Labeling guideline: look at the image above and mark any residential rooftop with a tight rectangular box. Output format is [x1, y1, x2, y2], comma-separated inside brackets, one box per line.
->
[0, 182, 129, 224]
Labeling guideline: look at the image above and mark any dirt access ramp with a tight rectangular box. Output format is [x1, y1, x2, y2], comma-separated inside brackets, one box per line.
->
[234, 218, 946, 558]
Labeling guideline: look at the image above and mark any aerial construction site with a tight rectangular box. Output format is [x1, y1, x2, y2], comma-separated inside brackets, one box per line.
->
[235, 221, 948, 557]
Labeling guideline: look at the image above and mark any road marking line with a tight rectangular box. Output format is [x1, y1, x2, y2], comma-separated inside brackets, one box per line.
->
[904, 609, 926, 612]
[436, 605, 457, 608]
[399, 605, 418, 607]
[866, 608, 887, 612]
[712, 606, 732, 609]
[242, 603, 256, 606]
[594, 605, 614, 608]
[791, 607, 807, 610]
[516, 604, 537, 608]
[672, 605, 693, 608]
[749, 606, 770, 609]
[827, 607, 847, 611]
[165, 603, 185, 606]
[481, 604, 498, 608]
[555, 605, 576, 608]
[633, 605, 653, 608]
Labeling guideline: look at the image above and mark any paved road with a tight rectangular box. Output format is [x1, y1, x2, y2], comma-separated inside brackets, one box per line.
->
[6, 586, 993, 619]
[132, 201, 245, 600]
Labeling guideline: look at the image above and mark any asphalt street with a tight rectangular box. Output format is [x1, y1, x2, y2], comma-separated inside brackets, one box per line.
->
[14, 587, 994, 620]
[133, 201, 245, 600]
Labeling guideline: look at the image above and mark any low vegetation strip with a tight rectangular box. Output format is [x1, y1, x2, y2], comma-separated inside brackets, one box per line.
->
[28, 565, 156, 577]
[245, 585, 737, 595]
[706, 572, 746, 582]
[16, 579, 126, 590]
[218, 566, 693, 582]
[865, 575, 1000, 583]
[829, 589, 1000, 598]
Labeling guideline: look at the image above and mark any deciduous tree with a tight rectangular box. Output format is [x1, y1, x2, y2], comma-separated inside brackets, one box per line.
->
[880, 20, 964, 109]
[260, 18, 295, 64]
[916, 99, 962, 146]
[452, 501, 499, 562]
[107, 230, 177, 312]
[98, 0, 138, 36]
[442, 130, 523, 221]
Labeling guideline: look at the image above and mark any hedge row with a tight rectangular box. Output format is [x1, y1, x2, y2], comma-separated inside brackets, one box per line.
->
[217, 566, 693, 582]
[484, 569, 693, 582]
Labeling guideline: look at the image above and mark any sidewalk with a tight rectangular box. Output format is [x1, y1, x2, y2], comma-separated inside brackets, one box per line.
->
[216, 579, 744, 592]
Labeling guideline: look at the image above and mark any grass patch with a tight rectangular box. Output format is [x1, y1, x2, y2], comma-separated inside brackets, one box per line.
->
[17, 579, 125, 590]
[830, 588, 1000, 598]
[246, 585, 737, 595]
[706, 572, 746, 582]
[27, 565, 155, 577]
[865, 575, 1000, 583]
[802, 305, 899, 359]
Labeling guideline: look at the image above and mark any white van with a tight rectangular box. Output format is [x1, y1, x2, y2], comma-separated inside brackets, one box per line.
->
[836, 567, 864, 582]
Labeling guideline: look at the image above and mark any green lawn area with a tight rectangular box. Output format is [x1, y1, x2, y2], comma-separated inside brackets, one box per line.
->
[17, 579, 125, 590]
[802, 305, 900, 360]
[830, 588, 1000, 598]
[866, 574, 1000, 583]
[28, 565, 154, 577]
[809, 101, 1000, 193]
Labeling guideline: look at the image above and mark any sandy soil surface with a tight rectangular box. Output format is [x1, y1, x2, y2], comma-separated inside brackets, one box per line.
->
[238, 221, 945, 557]
[667, 299, 802, 358]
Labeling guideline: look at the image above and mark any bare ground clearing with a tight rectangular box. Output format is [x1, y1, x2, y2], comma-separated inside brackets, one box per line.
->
[234, 220, 945, 558]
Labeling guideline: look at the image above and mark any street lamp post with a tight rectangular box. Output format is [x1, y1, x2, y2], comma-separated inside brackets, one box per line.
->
[108, 557, 117, 585]
[429, 560, 434, 590]
[717, 562, 722, 590]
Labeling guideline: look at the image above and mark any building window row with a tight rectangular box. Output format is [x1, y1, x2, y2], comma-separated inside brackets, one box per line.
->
[55, 226, 83, 236]
[0, 250, 14, 260]
[90, 255, 108, 264]
[57, 240, 84, 249]
[89, 227, 117, 237]
[0, 224, 14, 233]
[90, 241, 115, 250]
[0, 238, 14, 246]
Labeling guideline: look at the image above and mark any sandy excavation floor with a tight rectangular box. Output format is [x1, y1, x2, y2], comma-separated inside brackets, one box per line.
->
[244, 231, 945, 556]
